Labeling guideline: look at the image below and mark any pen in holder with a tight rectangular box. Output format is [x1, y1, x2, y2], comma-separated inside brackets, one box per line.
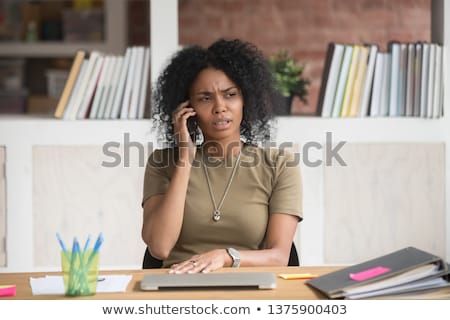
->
[58, 233, 103, 297]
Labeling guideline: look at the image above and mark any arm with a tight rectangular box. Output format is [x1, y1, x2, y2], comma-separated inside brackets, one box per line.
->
[141, 163, 192, 260]
[169, 212, 299, 273]
[141, 101, 196, 259]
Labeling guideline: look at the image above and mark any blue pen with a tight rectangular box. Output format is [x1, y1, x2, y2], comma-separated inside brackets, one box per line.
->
[56, 233, 71, 261]
[83, 234, 91, 252]
[86, 233, 103, 268]
[73, 237, 81, 258]
[68, 237, 80, 295]
[92, 233, 103, 253]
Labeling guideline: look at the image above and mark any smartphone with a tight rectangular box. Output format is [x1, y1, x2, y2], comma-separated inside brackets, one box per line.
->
[187, 116, 197, 144]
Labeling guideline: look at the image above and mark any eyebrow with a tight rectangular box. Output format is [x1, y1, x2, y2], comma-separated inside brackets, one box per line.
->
[195, 86, 239, 95]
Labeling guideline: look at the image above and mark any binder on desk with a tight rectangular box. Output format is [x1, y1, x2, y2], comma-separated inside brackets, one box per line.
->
[306, 247, 450, 299]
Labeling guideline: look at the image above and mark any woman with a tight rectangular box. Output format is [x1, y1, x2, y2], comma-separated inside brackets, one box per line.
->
[142, 38, 302, 274]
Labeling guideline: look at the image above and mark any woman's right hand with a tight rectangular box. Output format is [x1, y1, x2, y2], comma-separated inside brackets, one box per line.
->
[172, 100, 197, 164]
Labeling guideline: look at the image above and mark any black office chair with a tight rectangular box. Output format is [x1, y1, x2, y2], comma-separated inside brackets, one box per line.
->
[142, 242, 299, 269]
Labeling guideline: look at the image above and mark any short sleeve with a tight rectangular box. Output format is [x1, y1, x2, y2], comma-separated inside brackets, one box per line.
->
[268, 149, 303, 220]
[142, 148, 174, 206]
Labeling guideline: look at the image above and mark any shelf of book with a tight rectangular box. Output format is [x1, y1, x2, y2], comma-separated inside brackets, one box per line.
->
[0, 116, 448, 145]
[0, 0, 126, 58]
[0, 42, 125, 58]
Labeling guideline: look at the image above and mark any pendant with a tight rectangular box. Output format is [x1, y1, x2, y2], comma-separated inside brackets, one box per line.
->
[213, 210, 221, 222]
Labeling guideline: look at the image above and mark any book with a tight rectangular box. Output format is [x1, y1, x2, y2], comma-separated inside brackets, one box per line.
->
[103, 56, 124, 118]
[128, 46, 145, 119]
[438, 46, 444, 118]
[405, 43, 415, 117]
[347, 45, 369, 117]
[369, 52, 385, 117]
[305, 246, 449, 299]
[397, 43, 408, 116]
[413, 42, 423, 117]
[359, 44, 378, 117]
[345, 264, 450, 299]
[110, 47, 132, 119]
[76, 54, 104, 119]
[388, 41, 400, 116]
[419, 42, 430, 117]
[66, 51, 101, 120]
[370, 283, 450, 300]
[54, 50, 86, 119]
[88, 55, 112, 119]
[62, 59, 88, 120]
[318, 43, 344, 117]
[378, 51, 390, 116]
[432, 44, 443, 118]
[137, 47, 150, 119]
[96, 55, 117, 119]
[331, 45, 353, 117]
[120, 46, 138, 119]
[426, 43, 436, 118]
[339, 45, 361, 117]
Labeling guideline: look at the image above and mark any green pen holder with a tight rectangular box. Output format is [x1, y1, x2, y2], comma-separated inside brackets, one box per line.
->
[61, 249, 99, 296]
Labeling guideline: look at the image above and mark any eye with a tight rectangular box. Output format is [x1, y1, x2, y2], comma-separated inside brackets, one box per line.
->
[198, 96, 211, 102]
[226, 91, 238, 98]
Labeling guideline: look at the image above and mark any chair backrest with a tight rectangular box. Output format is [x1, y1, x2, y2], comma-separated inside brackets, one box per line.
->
[143, 243, 299, 269]
[142, 248, 163, 269]
[288, 242, 299, 266]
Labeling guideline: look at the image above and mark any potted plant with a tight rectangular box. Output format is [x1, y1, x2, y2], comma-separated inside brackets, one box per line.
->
[269, 51, 310, 115]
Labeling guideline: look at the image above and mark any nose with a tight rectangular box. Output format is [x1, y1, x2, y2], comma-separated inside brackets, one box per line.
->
[212, 96, 226, 114]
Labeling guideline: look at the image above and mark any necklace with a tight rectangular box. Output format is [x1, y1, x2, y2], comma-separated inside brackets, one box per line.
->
[203, 151, 241, 222]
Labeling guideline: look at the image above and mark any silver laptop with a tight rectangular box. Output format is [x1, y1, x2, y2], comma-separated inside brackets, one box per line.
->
[140, 272, 277, 290]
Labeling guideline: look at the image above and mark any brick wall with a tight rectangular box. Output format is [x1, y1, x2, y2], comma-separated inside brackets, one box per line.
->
[129, 0, 431, 115]
[128, 0, 150, 46]
[179, 0, 431, 114]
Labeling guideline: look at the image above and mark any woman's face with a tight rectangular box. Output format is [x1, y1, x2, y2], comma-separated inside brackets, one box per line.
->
[189, 68, 243, 144]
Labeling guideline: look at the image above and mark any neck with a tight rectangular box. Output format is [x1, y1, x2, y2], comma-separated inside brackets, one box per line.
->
[202, 138, 242, 158]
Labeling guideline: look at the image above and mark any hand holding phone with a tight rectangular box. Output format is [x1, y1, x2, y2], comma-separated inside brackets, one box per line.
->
[172, 100, 198, 146]
[187, 116, 197, 144]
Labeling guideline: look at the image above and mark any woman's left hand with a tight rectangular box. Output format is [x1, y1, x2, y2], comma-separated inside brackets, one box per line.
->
[168, 249, 230, 274]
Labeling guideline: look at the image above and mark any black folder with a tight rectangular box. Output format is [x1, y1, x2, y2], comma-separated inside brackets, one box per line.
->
[306, 246, 449, 299]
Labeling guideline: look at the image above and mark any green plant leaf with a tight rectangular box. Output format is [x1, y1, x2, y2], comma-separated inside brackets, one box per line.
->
[269, 50, 310, 102]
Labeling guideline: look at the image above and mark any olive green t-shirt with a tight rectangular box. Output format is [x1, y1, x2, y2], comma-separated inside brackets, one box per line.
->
[142, 144, 302, 267]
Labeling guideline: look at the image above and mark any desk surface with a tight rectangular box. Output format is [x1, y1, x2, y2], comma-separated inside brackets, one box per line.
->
[0, 266, 340, 300]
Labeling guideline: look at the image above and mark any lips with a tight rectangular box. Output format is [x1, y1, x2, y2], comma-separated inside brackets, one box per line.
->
[212, 119, 232, 129]
[214, 120, 231, 125]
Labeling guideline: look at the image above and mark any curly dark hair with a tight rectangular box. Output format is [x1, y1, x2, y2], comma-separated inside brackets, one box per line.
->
[151, 38, 283, 147]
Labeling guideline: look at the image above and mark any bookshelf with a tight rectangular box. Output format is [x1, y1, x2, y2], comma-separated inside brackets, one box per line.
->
[0, 0, 127, 116]
[0, 0, 126, 57]
[0, 147, 5, 267]
[0, 0, 448, 272]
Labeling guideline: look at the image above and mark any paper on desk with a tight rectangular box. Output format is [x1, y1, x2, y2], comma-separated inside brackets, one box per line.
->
[29, 275, 132, 295]
[278, 273, 318, 280]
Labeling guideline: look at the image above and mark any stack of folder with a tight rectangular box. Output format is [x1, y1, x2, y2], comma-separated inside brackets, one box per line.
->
[306, 247, 450, 299]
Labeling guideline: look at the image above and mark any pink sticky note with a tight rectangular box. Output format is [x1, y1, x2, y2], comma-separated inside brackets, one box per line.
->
[349, 266, 391, 281]
[0, 285, 16, 297]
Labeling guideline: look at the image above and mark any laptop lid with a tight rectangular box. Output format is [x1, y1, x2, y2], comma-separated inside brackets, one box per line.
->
[140, 272, 277, 290]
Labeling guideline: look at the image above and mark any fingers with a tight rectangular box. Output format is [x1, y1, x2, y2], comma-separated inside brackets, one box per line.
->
[172, 101, 197, 150]
[168, 250, 228, 274]
[172, 101, 195, 126]
[169, 256, 215, 274]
